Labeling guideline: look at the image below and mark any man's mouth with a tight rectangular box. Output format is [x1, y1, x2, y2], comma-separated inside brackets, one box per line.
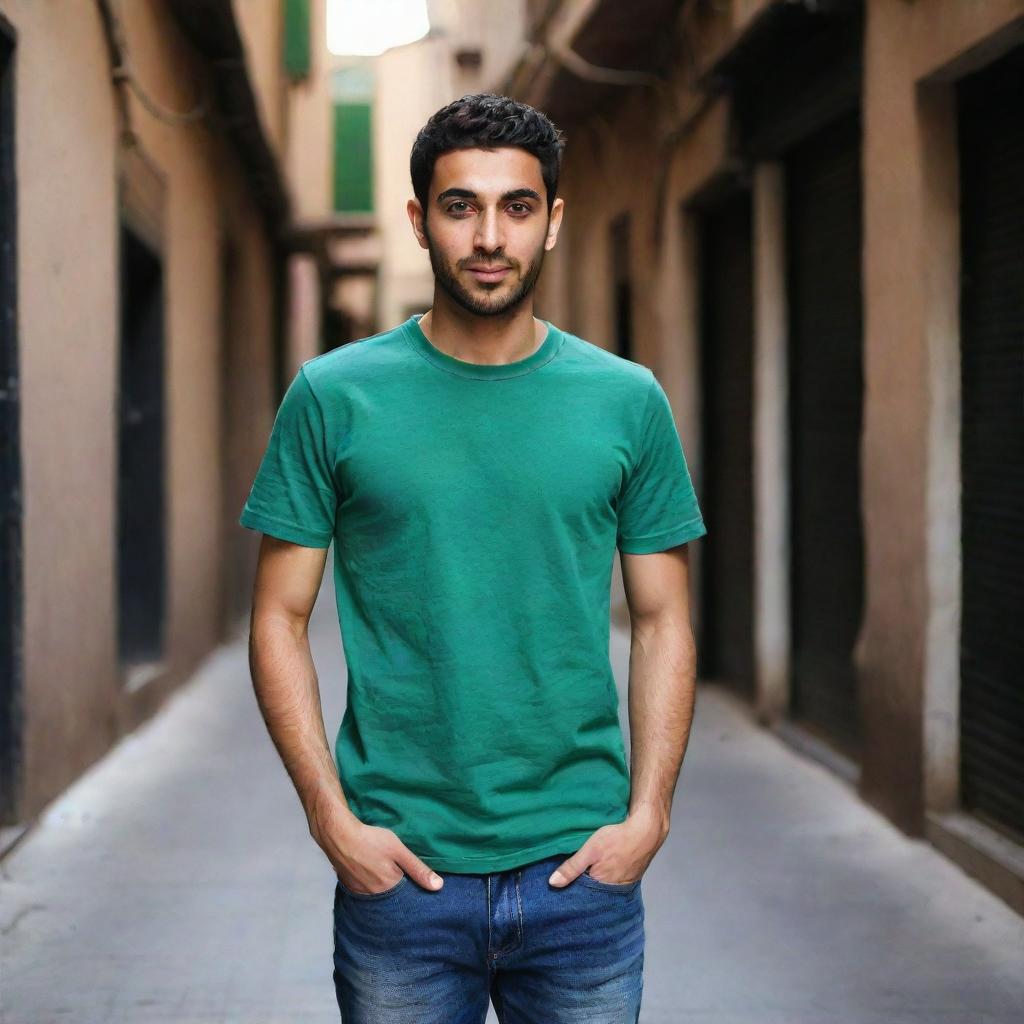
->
[466, 265, 512, 282]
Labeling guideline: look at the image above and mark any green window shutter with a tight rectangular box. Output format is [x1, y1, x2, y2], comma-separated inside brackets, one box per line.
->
[333, 102, 373, 212]
[331, 66, 375, 213]
[283, 0, 311, 80]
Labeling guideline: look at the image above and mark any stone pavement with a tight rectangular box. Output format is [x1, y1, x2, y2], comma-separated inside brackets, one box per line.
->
[2, 566, 1022, 1023]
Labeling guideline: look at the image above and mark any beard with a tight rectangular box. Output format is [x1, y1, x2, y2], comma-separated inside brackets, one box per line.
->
[424, 220, 547, 318]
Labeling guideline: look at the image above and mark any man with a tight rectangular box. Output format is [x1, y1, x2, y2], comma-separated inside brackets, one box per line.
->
[240, 93, 706, 1023]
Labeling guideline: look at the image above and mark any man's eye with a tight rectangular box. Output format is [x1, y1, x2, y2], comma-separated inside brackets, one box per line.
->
[447, 202, 470, 214]
[508, 203, 530, 215]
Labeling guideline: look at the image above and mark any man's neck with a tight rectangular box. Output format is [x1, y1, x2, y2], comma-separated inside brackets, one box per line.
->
[418, 300, 545, 366]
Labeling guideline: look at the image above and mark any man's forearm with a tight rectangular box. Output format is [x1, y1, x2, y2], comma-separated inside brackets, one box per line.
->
[625, 613, 698, 836]
[248, 615, 357, 834]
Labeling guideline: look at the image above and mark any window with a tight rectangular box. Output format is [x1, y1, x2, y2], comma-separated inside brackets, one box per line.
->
[332, 65, 374, 213]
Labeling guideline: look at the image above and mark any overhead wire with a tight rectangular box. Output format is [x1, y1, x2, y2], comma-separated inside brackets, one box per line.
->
[95, 0, 209, 147]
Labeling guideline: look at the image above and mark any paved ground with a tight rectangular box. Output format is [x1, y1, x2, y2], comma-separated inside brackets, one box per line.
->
[2, 565, 1023, 1024]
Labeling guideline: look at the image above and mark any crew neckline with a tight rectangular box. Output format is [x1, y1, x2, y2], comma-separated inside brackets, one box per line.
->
[400, 313, 564, 380]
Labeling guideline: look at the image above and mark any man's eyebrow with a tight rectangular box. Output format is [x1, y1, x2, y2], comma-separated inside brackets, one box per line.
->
[501, 188, 543, 203]
[436, 187, 542, 203]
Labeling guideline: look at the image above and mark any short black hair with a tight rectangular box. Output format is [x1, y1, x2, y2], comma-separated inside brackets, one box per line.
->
[410, 93, 566, 217]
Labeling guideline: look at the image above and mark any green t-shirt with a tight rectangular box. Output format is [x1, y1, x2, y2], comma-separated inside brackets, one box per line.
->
[239, 314, 706, 873]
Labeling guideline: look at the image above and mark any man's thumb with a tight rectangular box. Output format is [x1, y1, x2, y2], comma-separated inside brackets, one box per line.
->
[548, 852, 584, 887]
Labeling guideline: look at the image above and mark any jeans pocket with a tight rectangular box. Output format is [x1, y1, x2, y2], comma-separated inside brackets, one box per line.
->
[335, 872, 410, 901]
[579, 868, 642, 894]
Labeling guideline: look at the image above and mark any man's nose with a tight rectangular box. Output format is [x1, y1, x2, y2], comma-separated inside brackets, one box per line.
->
[474, 207, 505, 253]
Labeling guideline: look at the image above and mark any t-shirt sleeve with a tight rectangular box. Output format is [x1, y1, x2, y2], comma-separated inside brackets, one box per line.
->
[238, 365, 338, 549]
[615, 373, 707, 554]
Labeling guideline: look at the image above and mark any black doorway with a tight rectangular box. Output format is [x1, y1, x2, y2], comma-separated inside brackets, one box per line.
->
[118, 222, 166, 674]
[0, 15, 22, 825]
[785, 109, 866, 761]
[696, 192, 756, 698]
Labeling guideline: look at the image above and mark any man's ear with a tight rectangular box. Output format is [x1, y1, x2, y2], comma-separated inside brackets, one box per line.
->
[544, 197, 565, 252]
[407, 198, 429, 250]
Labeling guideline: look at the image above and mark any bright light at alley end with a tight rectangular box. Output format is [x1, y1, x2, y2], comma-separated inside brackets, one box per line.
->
[327, 0, 431, 57]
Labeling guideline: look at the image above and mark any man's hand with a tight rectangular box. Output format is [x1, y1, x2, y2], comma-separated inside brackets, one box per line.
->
[310, 801, 445, 895]
[547, 809, 669, 887]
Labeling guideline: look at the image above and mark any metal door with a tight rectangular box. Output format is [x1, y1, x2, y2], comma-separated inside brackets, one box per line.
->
[786, 110, 865, 759]
[957, 45, 1024, 841]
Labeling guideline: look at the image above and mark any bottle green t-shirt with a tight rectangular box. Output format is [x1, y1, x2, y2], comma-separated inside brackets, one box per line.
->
[239, 314, 706, 873]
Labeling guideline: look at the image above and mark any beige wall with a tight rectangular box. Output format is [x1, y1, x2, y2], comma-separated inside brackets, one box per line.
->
[234, 0, 285, 156]
[284, 0, 333, 222]
[236, 0, 337, 223]
[859, 0, 1024, 868]
[1, 0, 279, 817]
[374, 35, 454, 328]
[432, 0, 532, 97]
[7, 0, 122, 807]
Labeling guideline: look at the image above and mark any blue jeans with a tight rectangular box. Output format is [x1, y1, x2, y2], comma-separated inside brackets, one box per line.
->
[332, 850, 645, 1023]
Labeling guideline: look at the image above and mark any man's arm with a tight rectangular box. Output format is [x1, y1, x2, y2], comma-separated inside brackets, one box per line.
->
[247, 535, 344, 837]
[247, 534, 444, 894]
[620, 541, 698, 840]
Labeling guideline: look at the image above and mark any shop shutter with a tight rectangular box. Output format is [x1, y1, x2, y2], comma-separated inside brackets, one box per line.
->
[957, 46, 1024, 841]
[786, 110, 865, 760]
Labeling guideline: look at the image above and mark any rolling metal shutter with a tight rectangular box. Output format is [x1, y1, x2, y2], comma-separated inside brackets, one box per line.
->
[957, 46, 1024, 841]
[786, 110, 865, 760]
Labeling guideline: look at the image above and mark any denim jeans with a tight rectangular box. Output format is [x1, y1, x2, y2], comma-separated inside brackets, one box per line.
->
[332, 850, 645, 1023]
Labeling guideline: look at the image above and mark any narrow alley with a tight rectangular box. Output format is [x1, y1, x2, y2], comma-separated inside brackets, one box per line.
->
[3, 0, 1024, 1021]
[2, 567, 1021, 1024]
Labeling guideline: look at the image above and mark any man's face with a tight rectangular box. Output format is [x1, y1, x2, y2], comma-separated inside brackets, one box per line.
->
[409, 146, 564, 318]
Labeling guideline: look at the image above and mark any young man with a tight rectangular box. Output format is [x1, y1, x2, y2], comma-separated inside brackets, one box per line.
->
[240, 93, 706, 1023]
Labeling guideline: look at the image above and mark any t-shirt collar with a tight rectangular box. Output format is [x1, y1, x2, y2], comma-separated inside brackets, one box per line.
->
[401, 313, 564, 380]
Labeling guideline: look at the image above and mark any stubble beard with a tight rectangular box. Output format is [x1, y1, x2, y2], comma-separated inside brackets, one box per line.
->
[424, 218, 548, 319]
